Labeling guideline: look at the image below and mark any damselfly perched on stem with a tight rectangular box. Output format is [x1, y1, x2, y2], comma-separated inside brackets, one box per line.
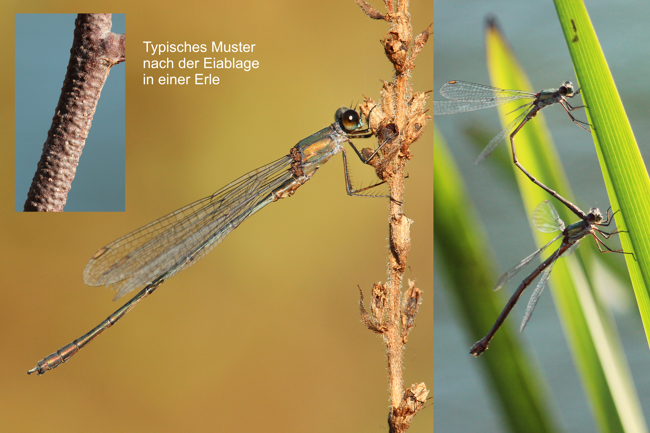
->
[434, 80, 590, 219]
[28, 107, 391, 375]
[470, 200, 631, 357]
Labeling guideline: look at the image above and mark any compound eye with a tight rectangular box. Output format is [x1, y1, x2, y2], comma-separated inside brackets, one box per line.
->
[561, 81, 575, 96]
[587, 208, 602, 223]
[340, 109, 362, 133]
[334, 107, 348, 122]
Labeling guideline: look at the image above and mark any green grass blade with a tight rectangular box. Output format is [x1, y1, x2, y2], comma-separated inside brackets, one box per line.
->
[553, 0, 650, 349]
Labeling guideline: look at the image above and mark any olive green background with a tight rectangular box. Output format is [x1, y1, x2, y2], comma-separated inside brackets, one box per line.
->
[1, 2, 432, 432]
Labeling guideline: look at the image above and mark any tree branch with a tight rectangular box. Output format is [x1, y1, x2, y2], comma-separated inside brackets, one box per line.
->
[24, 14, 125, 212]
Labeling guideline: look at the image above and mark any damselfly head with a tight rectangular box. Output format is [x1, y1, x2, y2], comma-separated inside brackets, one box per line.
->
[336, 107, 363, 133]
[560, 81, 577, 97]
[586, 207, 603, 224]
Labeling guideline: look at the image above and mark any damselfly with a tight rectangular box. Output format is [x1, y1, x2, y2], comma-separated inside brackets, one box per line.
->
[28, 107, 387, 375]
[470, 200, 629, 357]
[435, 80, 590, 219]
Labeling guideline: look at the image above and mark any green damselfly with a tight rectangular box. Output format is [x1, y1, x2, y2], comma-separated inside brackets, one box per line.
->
[28, 107, 389, 375]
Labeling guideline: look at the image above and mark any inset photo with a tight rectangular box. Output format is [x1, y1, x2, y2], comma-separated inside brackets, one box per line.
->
[15, 13, 125, 212]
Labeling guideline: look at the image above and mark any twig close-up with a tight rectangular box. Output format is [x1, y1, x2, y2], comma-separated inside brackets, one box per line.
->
[21, 14, 125, 212]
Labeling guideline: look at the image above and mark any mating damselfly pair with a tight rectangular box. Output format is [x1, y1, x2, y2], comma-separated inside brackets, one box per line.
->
[28, 107, 392, 375]
[435, 79, 631, 355]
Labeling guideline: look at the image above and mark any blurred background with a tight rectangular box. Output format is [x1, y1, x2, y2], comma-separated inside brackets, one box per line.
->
[1, 2, 432, 433]
[435, 1, 650, 432]
[15, 14, 126, 212]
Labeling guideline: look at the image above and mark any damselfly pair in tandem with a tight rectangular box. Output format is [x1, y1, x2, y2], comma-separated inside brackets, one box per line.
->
[435, 79, 631, 355]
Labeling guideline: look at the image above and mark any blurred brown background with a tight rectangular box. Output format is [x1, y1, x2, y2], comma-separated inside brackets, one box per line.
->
[2, 1, 432, 432]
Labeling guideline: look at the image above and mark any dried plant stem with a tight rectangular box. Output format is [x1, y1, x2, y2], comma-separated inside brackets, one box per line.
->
[24, 14, 125, 212]
[355, 0, 431, 431]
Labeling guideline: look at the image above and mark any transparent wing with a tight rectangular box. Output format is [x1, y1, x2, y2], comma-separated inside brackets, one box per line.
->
[493, 233, 563, 291]
[520, 249, 561, 332]
[439, 81, 537, 101]
[474, 110, 529, 165]
[434, 98, 533, 116]
[434, 100, 486, 115]
[434, 81, 535, 116]
[532, 201, 565, 233]
[83, 155, 293, 299]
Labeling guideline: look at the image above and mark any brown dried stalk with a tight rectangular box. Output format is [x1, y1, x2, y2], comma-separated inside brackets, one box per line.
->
[24, 14, 125, 212]
[354, 1, 431, 431]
